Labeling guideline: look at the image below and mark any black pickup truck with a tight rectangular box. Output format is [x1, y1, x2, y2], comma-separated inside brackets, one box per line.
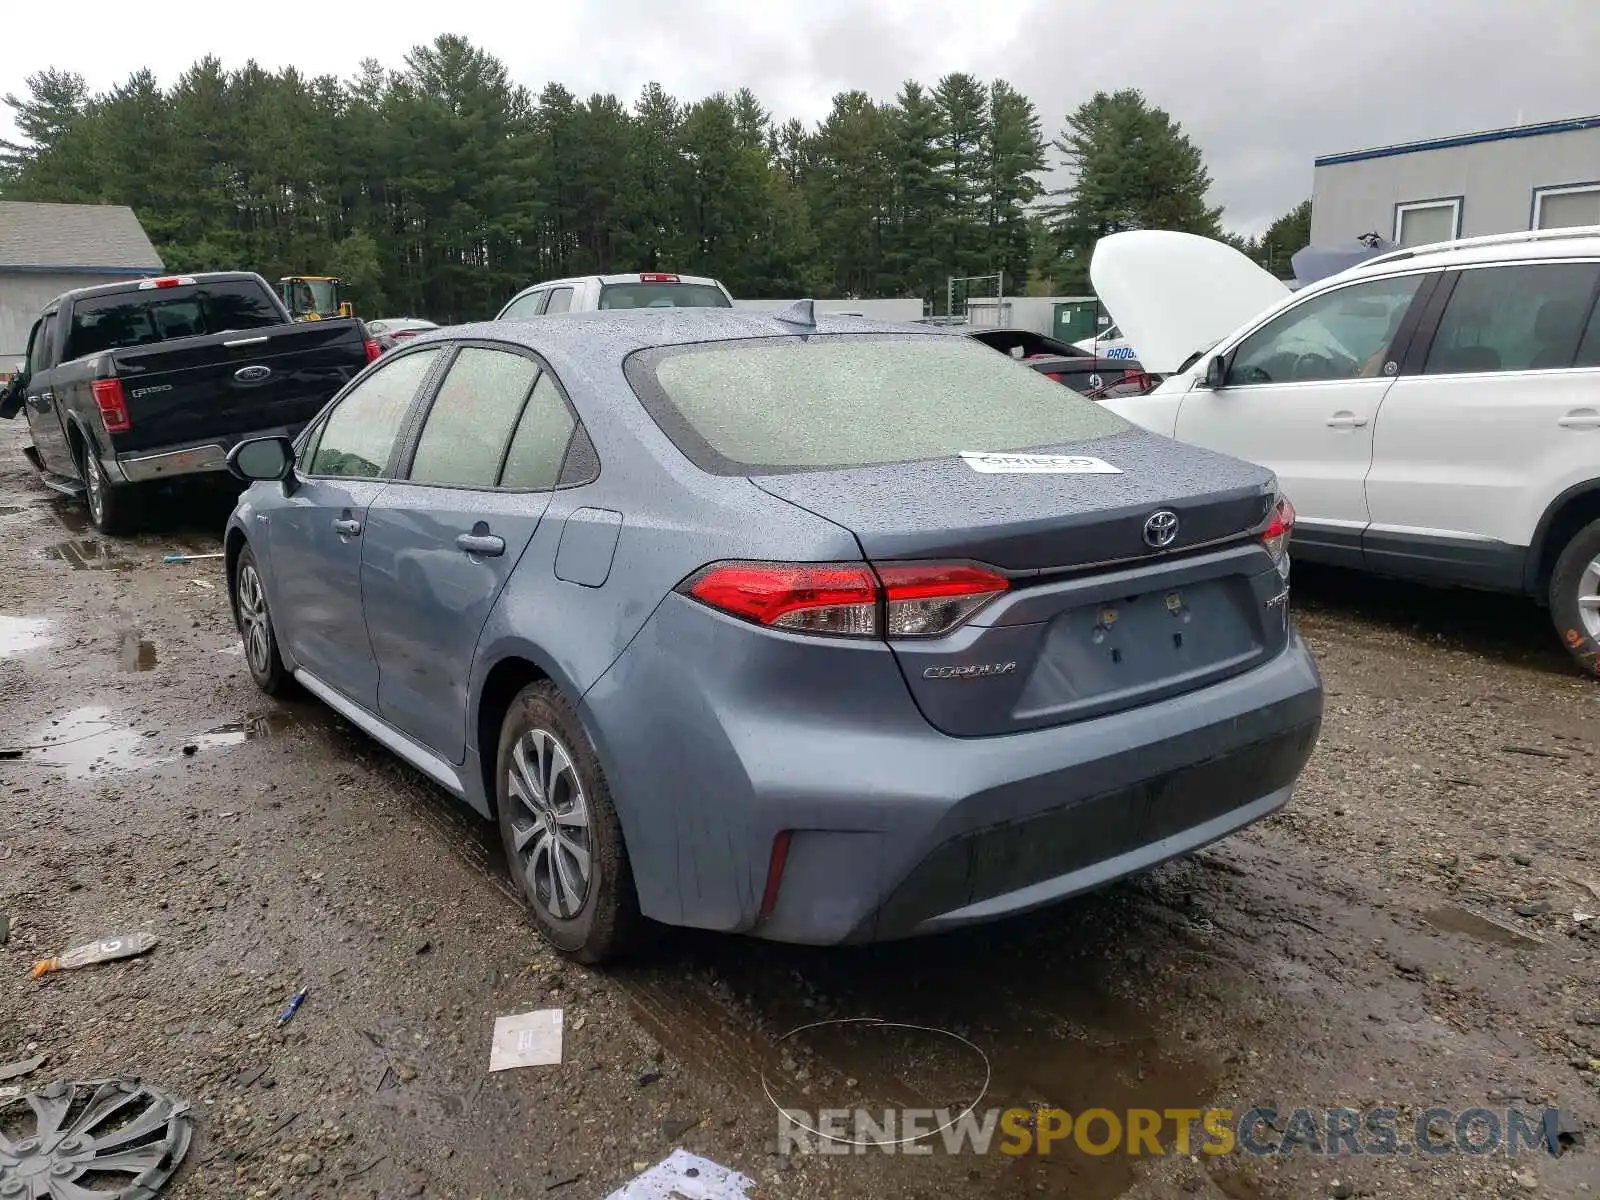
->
[0, 271, 376, 534]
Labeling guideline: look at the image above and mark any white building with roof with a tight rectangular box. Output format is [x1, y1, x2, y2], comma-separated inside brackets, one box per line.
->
[0, 201, 165, 365]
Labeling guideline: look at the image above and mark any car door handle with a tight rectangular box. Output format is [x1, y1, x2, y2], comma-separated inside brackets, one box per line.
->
[456, 533, 505, 557]
[1325, 412, 1368, 428]
[1558, 409, 1600, 430]
[333, 518, 362, 536]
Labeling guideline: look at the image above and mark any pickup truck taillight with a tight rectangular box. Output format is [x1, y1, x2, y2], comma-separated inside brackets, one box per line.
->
[363, 339, 381, 363]
[92, 379, 130, 434]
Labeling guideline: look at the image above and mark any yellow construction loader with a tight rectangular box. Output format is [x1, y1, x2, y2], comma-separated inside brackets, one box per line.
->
[279, 276, 354, 321]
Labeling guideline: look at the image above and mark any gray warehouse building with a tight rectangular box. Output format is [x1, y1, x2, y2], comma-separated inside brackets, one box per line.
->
[1311, 114, 1600, 248]
[0, 201, 164, 366]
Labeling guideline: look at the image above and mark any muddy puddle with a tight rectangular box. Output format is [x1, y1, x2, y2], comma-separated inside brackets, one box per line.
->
[50, 501, 90, 534]
[119, 631, 157, 671]
[0, 505, 27, 517]
[1424, 904, 1545, 949]
[43, 538, 120, 570]
[190, 711, 302, 749]
[23, 706, 170, 775]
[0, 614, 53, 658]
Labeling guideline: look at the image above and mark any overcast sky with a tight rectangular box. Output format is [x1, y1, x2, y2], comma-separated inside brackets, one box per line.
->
[5, 0, 1598, 234]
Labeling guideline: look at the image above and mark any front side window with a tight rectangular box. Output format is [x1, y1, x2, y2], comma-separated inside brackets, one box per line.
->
[500, 290, 548, 320]
[1425, 263, 1600, 374]
[408, 347, 541, 488]
[29, 315, 56, 375]
[628, 334, 1130, 475]
[1226, 274, 1425, 386]
[1395, 199, 1460, 247]
[309, 348, 440, 478]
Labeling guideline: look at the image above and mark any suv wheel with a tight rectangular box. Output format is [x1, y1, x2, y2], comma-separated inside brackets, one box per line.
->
[82, 444, 139, 536]
[234, 546, 291, 695]
[495, 681, 644, 963]
[1549, 517, 1600, 678]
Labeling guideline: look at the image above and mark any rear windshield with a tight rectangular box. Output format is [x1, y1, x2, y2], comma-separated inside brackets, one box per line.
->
[626, 334, 1130, 474]
[599, 282, 731, 310]
[67, 281, 283, 359]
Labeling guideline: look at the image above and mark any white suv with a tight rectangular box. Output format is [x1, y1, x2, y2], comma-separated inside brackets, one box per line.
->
[495, 272, 733, 318]
[1093, 225, 1600, 677]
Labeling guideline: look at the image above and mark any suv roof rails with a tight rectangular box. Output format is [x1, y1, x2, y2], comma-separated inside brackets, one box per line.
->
[1362, 223, 1600, 270]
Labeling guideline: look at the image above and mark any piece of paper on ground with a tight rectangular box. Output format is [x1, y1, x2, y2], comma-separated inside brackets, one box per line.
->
[487, 1008, 563, 1071]
[603, 1149, 754, 1199]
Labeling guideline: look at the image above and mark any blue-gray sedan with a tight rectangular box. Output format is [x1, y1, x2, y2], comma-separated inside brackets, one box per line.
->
[223, 308, 1323, 962]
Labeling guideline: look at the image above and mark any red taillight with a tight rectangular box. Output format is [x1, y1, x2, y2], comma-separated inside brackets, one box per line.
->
[91, 379, 130, 433]
[759, 831, 792, 921]
[363, 339, 381, 363]
[1262, 496, 1295, 570]
[680, 561, 1009, 639]
[639, 272, 680, 283]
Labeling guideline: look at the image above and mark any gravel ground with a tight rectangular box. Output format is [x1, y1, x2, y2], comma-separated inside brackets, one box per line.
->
[0, 415, 1596, 1199]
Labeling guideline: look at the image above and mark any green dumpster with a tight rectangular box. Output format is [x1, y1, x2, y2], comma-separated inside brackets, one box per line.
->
[1051, 299, 1101, 344]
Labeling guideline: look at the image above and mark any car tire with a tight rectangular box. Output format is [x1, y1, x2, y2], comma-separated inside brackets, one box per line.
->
[1549, 517, 1600, 679]
[81, 442, 140, 536]
[495, 681, 645, 963]
[234, 546, 291, 696]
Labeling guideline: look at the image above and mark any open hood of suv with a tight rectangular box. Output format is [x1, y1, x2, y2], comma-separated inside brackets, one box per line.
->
[1089, 231, 1291, 375]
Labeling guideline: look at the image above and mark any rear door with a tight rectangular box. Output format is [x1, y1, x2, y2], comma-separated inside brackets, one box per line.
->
[361, 344, 576, 760]
[1172, 271, 1433, 561]
[267, 346, 443, 707]
[1364, 258, 1600, 583]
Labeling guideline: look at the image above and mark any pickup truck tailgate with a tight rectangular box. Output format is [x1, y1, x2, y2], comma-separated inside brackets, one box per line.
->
[110, 323, 367, 453]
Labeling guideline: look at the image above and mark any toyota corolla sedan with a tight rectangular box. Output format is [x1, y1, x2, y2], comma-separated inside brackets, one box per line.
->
[222, 306, 1323, 963]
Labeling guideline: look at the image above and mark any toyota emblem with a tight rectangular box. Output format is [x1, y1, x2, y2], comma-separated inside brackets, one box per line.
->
[1143, 509, 1179, 549]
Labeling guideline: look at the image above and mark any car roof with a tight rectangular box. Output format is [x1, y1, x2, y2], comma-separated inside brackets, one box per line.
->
[1345, 225, 1600, 279]
[502, 273, 727, 299]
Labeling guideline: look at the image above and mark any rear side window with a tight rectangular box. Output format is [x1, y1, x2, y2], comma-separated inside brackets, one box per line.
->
[627, 334, 1129, 474]
[500, 291, 548, 320]
[1425, 263, 1600, 374]
[600, 282, 731, 310]
[408, 348, 540, 488]
[66, 281, 283, 359]
[499, 374, 576, 490]
[310, 348, 439, 478]
[543, 288, 575, 315]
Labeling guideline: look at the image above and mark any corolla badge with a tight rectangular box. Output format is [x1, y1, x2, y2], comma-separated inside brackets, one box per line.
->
[923, 662, 1017, 680]
[234, 365, 272, 382]
[1143, 509, 1179, 549]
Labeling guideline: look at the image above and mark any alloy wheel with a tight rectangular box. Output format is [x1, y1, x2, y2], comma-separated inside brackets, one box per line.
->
[236, 563, 272, 676]
[1578, 555, 1600, 640]
[507, 728, 593, 919]
[85, 451, 104, 525]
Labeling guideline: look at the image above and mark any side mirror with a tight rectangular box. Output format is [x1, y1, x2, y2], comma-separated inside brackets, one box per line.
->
[1202, 355, 1227, 389]
[227, 436, 294, 483]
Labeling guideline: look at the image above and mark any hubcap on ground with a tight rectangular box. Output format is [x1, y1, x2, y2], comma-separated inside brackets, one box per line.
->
[507, 728, 593, 919]
[236, 564, 271, 675]
[1579, 555, 1600, 639]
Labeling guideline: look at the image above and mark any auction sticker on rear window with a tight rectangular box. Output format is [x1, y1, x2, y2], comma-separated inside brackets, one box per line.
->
[960, 452, 1123, 475]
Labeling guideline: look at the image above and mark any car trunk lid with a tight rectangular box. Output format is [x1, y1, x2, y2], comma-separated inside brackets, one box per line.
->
[751, 428, 1289, 736]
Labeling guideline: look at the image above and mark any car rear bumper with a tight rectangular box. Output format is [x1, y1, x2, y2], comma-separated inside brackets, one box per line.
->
[582, 595, 1324, 945]
[112, 423, 306, 483]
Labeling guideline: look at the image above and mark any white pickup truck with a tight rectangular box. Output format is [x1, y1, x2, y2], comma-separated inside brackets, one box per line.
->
[494, 272, 734, 319]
